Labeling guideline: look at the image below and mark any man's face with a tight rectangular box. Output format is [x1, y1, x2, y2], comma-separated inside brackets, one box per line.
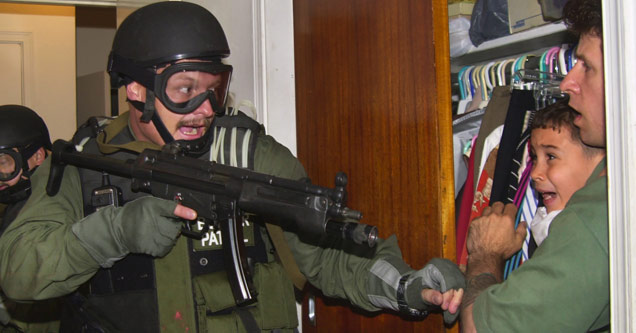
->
[0, 148, 44, 191]
[530, 127, 604, 212]
[130, 61, 224, 146]
[559, 33, 606, 148]
[0, 150, 22, 189]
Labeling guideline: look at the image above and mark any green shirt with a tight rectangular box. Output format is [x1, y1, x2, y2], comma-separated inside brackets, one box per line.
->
[474, 159, 609, 332]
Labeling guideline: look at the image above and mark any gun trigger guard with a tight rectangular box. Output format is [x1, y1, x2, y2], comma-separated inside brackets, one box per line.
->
[181, 226, 205, 240]
[181, 219, 209, 240]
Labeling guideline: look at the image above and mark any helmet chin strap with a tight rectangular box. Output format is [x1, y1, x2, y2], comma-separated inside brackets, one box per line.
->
[0, 177, 31, 204]
[130, 90, 175, 145]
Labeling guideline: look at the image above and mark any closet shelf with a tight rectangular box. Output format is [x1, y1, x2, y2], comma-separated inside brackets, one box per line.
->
[451, 22, 574, 70]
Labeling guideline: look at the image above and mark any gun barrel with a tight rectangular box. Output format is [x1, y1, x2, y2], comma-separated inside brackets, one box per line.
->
[325, 221, 378, 247]
[63, 149, 135, 178]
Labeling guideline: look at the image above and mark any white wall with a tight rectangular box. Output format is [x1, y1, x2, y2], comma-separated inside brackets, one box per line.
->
[604, 1, 636, 331]
[0, 3, 76, 141]
[191, 0, 257, 116]
[191, 0, 297, 155]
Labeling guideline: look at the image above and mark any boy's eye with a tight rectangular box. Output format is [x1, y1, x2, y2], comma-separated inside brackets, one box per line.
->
[547, 153, 556, 160]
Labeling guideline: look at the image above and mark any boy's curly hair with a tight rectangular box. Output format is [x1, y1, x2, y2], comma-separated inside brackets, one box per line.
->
[531, 100, 581, 141]
[531, 100, 604, 157]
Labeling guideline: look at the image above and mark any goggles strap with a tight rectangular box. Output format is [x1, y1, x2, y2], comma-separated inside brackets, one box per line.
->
[131, 90, 175, 145]
[110, 73, 122, 117]
[140, 90, 156, 123]
[19, 143, 42, 173]
[151, 109, 175, 145]
[129, 100, 146, 120]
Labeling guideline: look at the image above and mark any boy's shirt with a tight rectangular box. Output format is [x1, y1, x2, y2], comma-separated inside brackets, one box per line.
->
[529, 206, 561, 246]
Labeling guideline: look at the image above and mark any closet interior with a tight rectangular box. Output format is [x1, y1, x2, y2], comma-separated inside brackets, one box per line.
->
[293, 0, 579, 331]
[449, 2, 577, 272]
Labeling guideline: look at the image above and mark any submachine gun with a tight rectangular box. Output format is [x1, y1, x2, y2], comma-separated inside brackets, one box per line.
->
[45, 139, 378, 305]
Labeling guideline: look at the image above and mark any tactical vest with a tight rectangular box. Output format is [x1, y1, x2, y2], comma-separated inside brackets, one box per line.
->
[60, 111, 299, 333]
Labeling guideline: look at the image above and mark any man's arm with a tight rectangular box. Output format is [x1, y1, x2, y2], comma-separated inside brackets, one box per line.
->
[460, 202, 526, 332]
[0, 156, 195, 301]
[0, 158, 100, 300]
[255, 134, 465, 322]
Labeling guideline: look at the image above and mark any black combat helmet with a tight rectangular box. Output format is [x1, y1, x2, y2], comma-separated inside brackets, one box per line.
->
[107, 1, 233, 144]
[0, 105, 51, 153]
[0, 105, 51, 204]
[110, 1, 229, 67]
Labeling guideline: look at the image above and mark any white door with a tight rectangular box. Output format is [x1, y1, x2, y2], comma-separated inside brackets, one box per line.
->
[0, 38, 27, 105]
[0, 3, 76, 142]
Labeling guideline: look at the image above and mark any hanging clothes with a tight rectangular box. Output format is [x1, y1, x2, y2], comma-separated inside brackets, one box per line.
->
[490, 89, 535, 203]
[472, 86, 511, 190]
[457, 147, 499, 267]
[453, 44, 577, 273]
[455, 87, 511, 268]
[453, 109, 486, 198]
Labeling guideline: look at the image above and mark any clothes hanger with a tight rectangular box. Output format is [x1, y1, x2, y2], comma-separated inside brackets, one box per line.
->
[483, 62, 496, 100]
[498, 58, 515, 86]
[545, 46, 560, 73]
[558, 45, 568, 75]
[496, 60, 507, 86]
[487, 61, 497, 94]
[458, 66, 469, 100]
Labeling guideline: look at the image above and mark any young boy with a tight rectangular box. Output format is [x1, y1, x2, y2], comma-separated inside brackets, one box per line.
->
[528, 100, 605, 246]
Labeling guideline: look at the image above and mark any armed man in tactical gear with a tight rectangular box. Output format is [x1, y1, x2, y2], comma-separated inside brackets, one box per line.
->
[0, 2, 464, 332]
[0, 105, 52, 225]
[0, 105, 60, 332]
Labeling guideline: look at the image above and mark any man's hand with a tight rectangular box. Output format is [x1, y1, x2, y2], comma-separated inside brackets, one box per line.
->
[72, 196, 198, 268]
[403, 258, 466, 324]
[466, 202, 527, 260]
[421, 287, 463, 316]
[367, 255, 465, 324]
[174, 203, 197, 220]
[460, 202, 527, 333]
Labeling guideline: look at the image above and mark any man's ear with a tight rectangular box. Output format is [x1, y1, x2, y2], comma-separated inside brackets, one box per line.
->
[29, 147, 47, 169]
[126, 81, 146, 102]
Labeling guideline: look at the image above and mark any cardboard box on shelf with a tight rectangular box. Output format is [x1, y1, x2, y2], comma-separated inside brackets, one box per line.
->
[539, 0, 568, 21]
[448, 1, 474, 19]
[508, 0, 550, 34]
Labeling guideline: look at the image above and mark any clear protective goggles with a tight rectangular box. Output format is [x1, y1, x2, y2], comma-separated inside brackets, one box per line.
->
[153, 61, 232, 115]
[0, 149, 22, 182]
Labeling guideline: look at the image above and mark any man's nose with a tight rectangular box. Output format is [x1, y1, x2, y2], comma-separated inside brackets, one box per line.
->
[192, 98, 214, 117]
[559, 65, 581, 95]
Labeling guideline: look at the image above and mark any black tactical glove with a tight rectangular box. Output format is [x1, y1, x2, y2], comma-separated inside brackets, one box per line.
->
[400, 258, 465, 324]
[72, 196, 183, 267]
[368, 255, 465, 324]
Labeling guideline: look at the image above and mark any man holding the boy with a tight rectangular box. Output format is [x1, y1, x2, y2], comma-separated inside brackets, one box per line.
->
[460, 0, 610, 331]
